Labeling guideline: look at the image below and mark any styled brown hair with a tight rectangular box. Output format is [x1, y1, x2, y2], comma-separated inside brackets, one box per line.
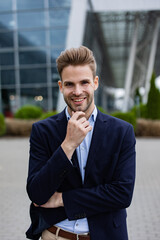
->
[56, 46, 97, 79]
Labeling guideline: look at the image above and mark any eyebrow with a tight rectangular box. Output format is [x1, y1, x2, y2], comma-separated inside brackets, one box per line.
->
[63, 78, 91, 84]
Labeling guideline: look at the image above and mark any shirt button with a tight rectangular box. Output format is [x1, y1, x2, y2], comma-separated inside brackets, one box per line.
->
[76, 223, 79, 226]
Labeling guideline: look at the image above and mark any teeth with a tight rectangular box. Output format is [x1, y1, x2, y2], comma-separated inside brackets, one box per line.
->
[74, 99, 83, 102]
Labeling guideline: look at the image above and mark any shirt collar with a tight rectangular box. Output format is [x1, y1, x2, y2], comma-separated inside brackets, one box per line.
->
[65, 106, 97, 122]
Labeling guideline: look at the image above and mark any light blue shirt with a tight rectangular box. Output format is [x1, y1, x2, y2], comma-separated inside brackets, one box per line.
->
[56, 107, 97, 234]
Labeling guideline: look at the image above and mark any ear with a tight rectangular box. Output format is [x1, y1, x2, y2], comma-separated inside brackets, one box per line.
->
[58, 80, 63, 92]
[94, 76, 99, 90]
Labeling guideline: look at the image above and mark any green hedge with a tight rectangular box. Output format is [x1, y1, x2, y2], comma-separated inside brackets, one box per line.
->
[40, 111, 58, 120]
[97, 106, 107, 114]
[15, 105, 43, 119]
[0, 113, 6, 136]
[131, 103, 147, 119]
[111, 111, 136, 130]
[146, 73, 160, 120]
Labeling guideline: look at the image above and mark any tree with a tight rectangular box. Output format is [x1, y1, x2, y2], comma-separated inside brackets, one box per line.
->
[146, 72, 160, 120]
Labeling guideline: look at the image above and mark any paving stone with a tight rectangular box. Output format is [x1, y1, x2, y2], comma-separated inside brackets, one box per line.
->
[0, 137, 160, 239]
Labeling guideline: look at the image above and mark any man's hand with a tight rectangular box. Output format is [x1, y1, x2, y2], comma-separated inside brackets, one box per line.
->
[61, 111, 92, 159]
[33, 192, 64, 208]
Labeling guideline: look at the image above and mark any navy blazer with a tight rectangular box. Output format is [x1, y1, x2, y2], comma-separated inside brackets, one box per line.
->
[26, 109, 136, 240]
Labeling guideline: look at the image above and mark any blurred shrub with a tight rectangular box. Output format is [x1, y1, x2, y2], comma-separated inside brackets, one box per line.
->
[111, 111, 136, 130]
[5, 118, 35, 136]
[146, 72, 160, 120]
[136, 119, 160, 136]
[40, 111, 58, 120]
[0, 113, 6, 136]
[15, 105, 43, 119]
[131, 103, 147, 119]
[97, 106, 107, 114]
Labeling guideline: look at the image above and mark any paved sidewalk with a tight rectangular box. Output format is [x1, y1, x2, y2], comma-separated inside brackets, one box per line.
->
[0, 137, 160, 239]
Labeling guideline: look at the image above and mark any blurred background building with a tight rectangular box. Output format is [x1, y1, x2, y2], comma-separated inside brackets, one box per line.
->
[0, 0, 160, 115]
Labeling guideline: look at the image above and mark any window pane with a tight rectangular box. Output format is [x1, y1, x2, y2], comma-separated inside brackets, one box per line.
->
[0, 52, 14, 66]
[49, 9, 70, 27]
[17, 11, 45, 29]
[0, 31, 14, 48]
[19, 50, 46, 65]
[20, 68, 46, 84]
[1, 70, 15, 85]
[0, 13, 15, 30]
[52, 86, 59, 110]
[18, 30, 46, 47]
[49, 0, 71, 8]
[51, 67, 59, 82]
[50, 29, 67, 46]
[2, 88, 16, 117]
[17, 0, 44, 10]
[21, 87, 48, 111]
[51, 48, 63, 63]
[0, 0, 12, 12]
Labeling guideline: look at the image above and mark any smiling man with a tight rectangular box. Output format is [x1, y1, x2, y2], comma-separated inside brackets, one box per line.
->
[26, 46, 136, 240]
[58, 64, 98, 118]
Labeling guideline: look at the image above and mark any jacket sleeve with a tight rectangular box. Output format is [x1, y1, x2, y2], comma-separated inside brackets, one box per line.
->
[26, 123, 73, 205]
[63, 124, 136, 220]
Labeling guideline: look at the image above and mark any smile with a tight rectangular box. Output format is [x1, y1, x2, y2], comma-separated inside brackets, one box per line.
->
[72, 97, 86, 104]
[74, 99, 84, 102]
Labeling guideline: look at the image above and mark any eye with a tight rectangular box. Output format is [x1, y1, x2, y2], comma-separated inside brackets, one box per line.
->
[64, 82, 73, 87]
[82, 80, 89, 85]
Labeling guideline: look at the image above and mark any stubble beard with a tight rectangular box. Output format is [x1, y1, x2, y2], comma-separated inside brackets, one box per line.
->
[64, 94, 94, 114]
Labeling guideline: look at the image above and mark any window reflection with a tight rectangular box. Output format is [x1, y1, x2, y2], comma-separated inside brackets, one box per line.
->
[51, 48, 63, 63]
[17, 0, 44, 10]
[51, 67, 59, 82]
[0, 13, 15, 30]
[17, 11, 45, 29]
[49, 0, 71, 8]
[20, 68, 46, 84]
[49, 9, 70, 27]
[52, 86, 59, 110]
[1, 70, 15, 85]
[0, 0, 12, 12]
[19, 50, 46, 65]
[0, 31, 14, 48]
[50, 29, 67, 46]
[0, 0, 71, 114]
[2, 88, 16, 117]
[0, 52, 14, 66]
[21, 87, 47, 110]
[18, 30, 46, 47]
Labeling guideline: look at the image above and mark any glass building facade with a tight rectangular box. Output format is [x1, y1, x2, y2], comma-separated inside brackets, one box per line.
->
[0, 0, 71, 115]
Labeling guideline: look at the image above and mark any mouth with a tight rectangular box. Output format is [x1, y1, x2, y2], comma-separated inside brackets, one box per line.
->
[72, 97, 86, 105]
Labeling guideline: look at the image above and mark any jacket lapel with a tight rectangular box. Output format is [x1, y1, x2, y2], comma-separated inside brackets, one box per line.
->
[84, 110, 109, 183]
[56, 110, 68, 141]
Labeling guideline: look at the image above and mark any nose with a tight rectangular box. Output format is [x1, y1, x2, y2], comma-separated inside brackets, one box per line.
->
[73, 85, 82, 96]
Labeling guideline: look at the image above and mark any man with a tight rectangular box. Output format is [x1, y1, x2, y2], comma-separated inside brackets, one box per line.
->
[26, 46, 136, 240]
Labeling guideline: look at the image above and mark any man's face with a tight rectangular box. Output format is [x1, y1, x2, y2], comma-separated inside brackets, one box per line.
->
[58, 65, 99, 118]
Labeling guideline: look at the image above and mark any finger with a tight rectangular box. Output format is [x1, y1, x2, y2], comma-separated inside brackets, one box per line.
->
[33, 203, 39, 207]
[84, 125, 92, 132]
[78, 117, 87, 124]
[82, 121, 91, 129]
[71, 111, 85, 120]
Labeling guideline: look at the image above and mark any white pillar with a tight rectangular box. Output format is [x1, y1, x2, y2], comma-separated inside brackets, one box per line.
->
[57, 0, 88, 112]
[13, 0, 21, 110]
[143, 18, 160, 103]
[122, 18, 139, 112]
